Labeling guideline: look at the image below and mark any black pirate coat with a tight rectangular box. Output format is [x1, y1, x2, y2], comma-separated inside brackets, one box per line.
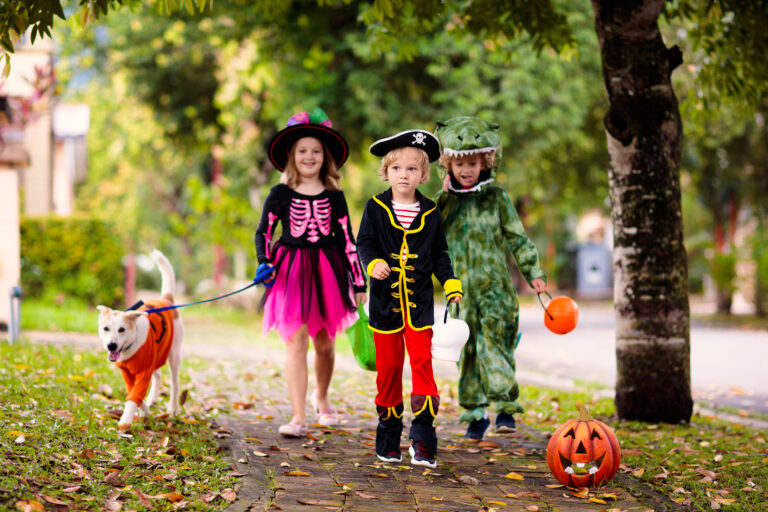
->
[357, 188, 463, 333]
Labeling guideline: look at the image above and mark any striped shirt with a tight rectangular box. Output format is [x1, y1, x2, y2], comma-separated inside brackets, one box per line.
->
[392, 201, 420, 229]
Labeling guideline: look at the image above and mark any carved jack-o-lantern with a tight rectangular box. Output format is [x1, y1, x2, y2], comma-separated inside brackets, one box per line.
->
[546, 405, 621, 487]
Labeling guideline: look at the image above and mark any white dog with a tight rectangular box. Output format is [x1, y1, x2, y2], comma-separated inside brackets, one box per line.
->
[97, 249, 184, 429]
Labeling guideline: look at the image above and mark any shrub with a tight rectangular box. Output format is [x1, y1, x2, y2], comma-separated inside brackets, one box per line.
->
[20, 216, 125, 307]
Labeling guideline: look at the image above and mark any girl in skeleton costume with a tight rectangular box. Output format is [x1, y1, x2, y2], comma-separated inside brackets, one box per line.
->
[256, 108, 367, 438]
[434, 116, 547, 440]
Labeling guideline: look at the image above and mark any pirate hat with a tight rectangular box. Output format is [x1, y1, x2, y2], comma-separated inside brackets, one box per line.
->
[267, 107, 349, 171]
[369, 129, 441, 162]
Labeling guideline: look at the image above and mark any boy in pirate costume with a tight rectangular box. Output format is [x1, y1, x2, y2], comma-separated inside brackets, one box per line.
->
[357, 129, 463, 469]
[434, 116, 547, 439]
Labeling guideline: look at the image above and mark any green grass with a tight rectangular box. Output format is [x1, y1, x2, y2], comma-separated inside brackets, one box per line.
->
[20, 296, 95, 333]
[517, 386, 768, 511]
[0, 342, 237, 511]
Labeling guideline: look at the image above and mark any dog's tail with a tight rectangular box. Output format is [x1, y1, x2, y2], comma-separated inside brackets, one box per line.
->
[150, 249, 176, 304]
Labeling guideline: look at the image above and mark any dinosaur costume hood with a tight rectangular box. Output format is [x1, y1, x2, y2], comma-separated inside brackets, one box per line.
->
[435, 116, 501, 194]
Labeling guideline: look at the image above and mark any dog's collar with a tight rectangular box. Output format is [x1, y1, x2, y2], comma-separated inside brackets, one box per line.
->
[121, 341, 135, 354]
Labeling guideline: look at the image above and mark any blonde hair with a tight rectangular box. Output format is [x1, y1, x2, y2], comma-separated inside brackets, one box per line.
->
[281, 138, 342, 190]
[377, 147, 430, 182]
[439, 151, 496, 175]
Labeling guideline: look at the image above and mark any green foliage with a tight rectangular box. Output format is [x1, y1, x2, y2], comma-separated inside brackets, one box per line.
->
[0, 342, 237, 510]
[20, 216, 125, 307]
[667, 0, 768, 110]
[710, 251, 737, 293]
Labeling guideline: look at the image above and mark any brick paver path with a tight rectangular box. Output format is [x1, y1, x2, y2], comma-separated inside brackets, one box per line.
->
[192, 357, 672, 512]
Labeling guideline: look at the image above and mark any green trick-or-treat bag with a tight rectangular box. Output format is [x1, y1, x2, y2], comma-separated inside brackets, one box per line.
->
[347, 304, 376, 371]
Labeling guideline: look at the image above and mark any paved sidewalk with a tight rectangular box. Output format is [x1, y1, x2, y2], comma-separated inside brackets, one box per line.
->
[192, 358, 672, 512]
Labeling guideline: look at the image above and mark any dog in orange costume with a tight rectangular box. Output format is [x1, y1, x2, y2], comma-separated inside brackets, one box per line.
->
[97, 250, 184, 428]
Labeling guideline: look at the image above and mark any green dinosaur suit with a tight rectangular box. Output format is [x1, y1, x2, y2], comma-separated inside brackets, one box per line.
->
[434, 116, 546, 423]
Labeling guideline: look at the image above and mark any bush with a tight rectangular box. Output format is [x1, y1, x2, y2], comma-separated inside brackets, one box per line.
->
[20, 216, 125, 307]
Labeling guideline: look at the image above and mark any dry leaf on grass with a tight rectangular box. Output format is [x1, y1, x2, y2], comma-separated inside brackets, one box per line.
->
[504, 472, 524, 480]
[41, 495, 68, 505]
[15, 500, 44, 512]
[103, 470, 123, 487]
[222, 490, 237, 502]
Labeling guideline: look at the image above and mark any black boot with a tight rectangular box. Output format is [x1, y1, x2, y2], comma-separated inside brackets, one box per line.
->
[376, 403, 404, 462]
[409, 395, 439, 468]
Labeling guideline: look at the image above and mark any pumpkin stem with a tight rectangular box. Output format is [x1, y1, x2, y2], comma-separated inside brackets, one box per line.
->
[576, 403, 592, 421]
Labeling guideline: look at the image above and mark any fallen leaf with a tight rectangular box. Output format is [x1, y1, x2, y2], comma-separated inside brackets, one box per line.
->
[62, 486, 81, 493]
[253, 451, 269, 457]
[488, 500, 506, 506]
[545, 484, 563, 488]
[284, 470, 311, 477]
[459, 475, 479, 485]
[221, 490, 237, 502]
[589, 498, 607, 504]
[709, 498, 721, 510]
[632, 468, 645, 477]
[370, 473, 389, 478]
[134, 489, 151, 507]
[431, 497, 444, 502]
[103, 470, 122, 487]
[41, 495, 68, 505]
[14, 434, 25, 444]
[478, 441, 500, 448]
[164, 492, 184, 503]
[525, 506, 539, 512]
[504, 472, 524, 480]
[15, 500, 44, 512]
[356, 492, 376, 498]
[697, 468, 717, 479]
[503, 493, 518, 498]
[245, 437, 262, 443]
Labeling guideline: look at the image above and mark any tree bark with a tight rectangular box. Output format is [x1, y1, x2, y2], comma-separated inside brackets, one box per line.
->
[591, 0, 692, 422]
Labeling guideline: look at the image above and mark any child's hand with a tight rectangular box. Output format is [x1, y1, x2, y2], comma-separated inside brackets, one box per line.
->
[531, 278, 547, 293]
[355, 292, 368, 306]
[443, 173, 451, 193]
[370, 261, 391, 280]
[449, 295, 462, 304]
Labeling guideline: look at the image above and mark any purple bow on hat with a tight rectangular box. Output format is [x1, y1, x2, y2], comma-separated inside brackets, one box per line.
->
[286, 107, 333, 128]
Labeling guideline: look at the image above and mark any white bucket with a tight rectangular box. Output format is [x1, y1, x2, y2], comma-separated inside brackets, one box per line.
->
[431, 305, 470, 362]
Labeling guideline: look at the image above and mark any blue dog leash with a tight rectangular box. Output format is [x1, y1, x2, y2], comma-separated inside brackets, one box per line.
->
[126, 263, 275, 314]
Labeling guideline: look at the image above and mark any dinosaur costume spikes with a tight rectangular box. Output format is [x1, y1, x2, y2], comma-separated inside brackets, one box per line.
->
[435, 116, 503, 167]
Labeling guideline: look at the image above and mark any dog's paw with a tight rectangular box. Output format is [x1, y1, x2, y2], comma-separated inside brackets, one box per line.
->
[166, 404, 180, 417]
[117, 421, 132, 431]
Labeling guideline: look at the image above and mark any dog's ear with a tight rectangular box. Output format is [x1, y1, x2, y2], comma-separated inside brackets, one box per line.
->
[97, 305, 110, 314]
[125, 311, 147, 320]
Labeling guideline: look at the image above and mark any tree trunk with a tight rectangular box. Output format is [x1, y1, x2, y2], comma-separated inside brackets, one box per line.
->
[591, 0, 692, 423]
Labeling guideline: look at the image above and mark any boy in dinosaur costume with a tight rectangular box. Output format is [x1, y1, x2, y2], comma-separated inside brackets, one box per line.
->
[434, 116, 547, 439]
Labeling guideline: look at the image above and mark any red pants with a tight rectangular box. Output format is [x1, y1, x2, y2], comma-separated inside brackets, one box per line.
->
[374, 325, 438, 407]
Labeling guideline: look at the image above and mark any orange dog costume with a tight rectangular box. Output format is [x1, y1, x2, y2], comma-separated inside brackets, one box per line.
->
[115, 300, 176, 406]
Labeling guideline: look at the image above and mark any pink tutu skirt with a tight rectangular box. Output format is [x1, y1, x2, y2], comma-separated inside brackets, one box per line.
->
[261, 243, 358, 342]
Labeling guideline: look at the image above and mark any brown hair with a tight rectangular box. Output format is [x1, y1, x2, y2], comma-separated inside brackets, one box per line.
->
[377, 147, 430, 182]
[281, 138, 342, 190]
[439, 151, 496, 175]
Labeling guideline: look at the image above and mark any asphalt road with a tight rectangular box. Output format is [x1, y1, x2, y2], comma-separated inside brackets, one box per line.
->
[432, 302, 768, 417]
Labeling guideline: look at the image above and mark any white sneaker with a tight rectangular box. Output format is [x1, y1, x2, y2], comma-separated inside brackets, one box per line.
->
[311, 391, 339, 426]
[278, 421, 307, 438]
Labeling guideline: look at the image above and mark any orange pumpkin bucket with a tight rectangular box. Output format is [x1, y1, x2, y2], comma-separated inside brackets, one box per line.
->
[538, 292, 579, 334]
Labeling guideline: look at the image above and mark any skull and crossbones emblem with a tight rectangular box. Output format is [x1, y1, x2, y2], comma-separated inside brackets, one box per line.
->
[412, 132, 427, 146]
